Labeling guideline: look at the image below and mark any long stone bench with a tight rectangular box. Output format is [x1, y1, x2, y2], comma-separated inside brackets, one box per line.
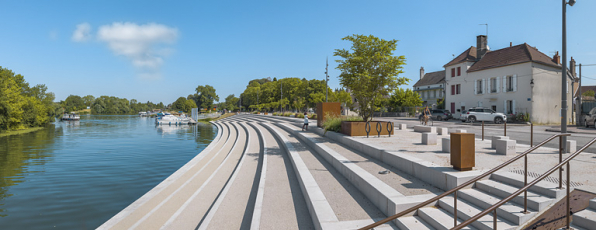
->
[413, 125, 436, 133]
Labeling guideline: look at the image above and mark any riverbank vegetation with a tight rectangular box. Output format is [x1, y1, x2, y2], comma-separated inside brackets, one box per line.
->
[0, 67, 56, 132]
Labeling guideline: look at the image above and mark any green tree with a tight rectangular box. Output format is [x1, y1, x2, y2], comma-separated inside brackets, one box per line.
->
[334, 34, 408, 121]
[184, 99, 197, 113]
[190, 85, 219, 109]
[224, 94, 239, 111]
[389, 88, 423, 108]
[82, 95, 95, 107]
[62, 95, 85, 112]
[293, 97, 306, 112]
[583, 90, 595, 98]
[171, 97, 188, 112]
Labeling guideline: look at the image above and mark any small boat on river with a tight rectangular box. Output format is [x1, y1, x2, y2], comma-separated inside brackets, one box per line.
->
[155, 114, 195, 125]
[61, 112, 80, 121]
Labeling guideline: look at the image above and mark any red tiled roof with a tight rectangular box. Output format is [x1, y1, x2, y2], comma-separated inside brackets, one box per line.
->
[444, 46, 477, 67]
[467, 43, 560, 72]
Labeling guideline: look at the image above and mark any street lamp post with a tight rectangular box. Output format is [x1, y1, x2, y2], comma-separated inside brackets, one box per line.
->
[561, 0, 575, 150]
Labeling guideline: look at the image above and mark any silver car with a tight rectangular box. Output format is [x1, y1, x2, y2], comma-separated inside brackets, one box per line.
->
[584, 107, 596, 128]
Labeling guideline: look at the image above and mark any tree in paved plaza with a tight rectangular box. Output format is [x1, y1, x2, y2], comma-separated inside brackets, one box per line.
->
[334, 34, 408, 121]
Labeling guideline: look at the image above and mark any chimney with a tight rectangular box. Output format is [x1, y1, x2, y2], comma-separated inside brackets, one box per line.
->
[552, 51, 561, 65]
[510, 42, 512, 47]
[570, 57, 576, 78]
[420, 67, 425, 80]
[476, 35, 488, 60]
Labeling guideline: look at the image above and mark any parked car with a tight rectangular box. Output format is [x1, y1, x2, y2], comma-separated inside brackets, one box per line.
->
[463, 107, 507, 124]
[584, 107, 596, 128]
[460, 110, 469, 122]
[418, 109, 453, 121]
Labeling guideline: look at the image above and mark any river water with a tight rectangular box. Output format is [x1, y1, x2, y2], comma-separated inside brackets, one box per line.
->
[0, 115, 217, 229]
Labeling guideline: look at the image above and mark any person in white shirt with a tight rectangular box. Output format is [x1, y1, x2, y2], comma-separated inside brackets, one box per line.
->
[302, 112, 309, 131]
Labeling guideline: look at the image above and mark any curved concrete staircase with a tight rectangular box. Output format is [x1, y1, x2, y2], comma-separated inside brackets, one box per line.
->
[98, 114, 594, 230]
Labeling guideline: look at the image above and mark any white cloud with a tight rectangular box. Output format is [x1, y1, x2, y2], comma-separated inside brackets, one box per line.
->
[72, 23, 91, 42]
[97, 22, 178, 76]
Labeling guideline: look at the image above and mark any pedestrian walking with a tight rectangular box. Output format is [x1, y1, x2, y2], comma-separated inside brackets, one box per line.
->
[302, 112, 309, 131]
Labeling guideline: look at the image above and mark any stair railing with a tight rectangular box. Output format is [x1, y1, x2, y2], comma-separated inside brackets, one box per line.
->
[359, 133, 570, 230]
[453, 136, 596, 230]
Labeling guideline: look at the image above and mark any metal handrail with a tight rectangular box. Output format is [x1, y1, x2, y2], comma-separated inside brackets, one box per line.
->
[359, 133, 570, 230]
[453, 136, 596, 230]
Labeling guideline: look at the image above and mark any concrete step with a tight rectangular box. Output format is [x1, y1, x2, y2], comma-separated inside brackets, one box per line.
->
[394, 216, 436, 230]
[490, 171, 565, 199]
[438, 196, 516, 230]
[261, 122, 386, 224]
[573, 208, 596, 230]
[475, 179, 554, 212]
[590, 198, 596, 210]
[198, 122, 262, 230]
[457, 188, 535, 225]
[251, 122, 314, 230]
[417, 207, 476, 230]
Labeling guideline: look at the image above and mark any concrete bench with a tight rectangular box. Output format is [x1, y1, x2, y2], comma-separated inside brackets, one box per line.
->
[414, 125, 436, 133]
[566, 140, 576, 153]
[491, 136, 509, 149]
[449, 129, 467, 134]
[398, 124, 407, 130]
[437, 127, 448, 135]
[422, 132, 437, 145]
[442, 138, 450, 153]
[496, 139, 516, 155]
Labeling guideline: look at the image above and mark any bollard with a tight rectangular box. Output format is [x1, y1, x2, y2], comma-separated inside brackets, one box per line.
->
[387, 122, 393, 137]
[482, 121, 485, 141]
[504, 121, 507, 136]
[376, 122, 381, 138]
[365, 121, 371, 138]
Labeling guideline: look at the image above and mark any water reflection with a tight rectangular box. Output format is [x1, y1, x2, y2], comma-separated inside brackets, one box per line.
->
[0, 115, 216, 229]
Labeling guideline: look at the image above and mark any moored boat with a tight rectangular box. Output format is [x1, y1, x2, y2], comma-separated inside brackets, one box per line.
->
[155, 114, 194, 125]
[61, 112, 80, 121]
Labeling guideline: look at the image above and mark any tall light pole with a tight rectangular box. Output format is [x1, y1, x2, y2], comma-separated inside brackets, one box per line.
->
[325, 57, 329, 102]
[561, 0, 575, 150]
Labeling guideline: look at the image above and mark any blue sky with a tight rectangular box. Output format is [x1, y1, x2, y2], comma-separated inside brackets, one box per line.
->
[1, 0, 596, 104]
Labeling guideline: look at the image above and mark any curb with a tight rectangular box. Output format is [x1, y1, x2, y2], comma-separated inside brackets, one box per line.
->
[544, 128, 596, 135]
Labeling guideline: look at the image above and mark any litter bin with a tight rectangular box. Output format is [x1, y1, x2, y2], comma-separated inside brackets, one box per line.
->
[450, 133, 475, 171]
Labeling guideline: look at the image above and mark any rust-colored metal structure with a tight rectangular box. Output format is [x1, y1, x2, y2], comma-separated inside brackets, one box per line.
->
[450, 133, 475, 171]
[341, 121, 394, 136]
[316, 102, 341, 127]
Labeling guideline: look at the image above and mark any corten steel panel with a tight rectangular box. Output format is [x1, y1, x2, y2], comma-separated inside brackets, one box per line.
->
[450, 133, 475, 171]
[316, 102, 341, 127]
[340, 121, 394, 136]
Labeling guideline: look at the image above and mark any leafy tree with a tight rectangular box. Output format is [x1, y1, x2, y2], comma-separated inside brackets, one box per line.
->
[389, 88, 423, 108]
[293, 97, 306, 112]
[224, 94, 239, 111]
[583, 90, 595, 98]
[190, 85, 219, 110]
[62, 95, 85, 112]
[334, 34, 408, 121]
[184, 99, 197, 113]
[82, 95, 95, 107]
[171, 97, 188, 112]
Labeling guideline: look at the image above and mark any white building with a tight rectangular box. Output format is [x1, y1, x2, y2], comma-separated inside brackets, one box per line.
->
[413, 68, 445, 108]
[444, 35, 574, 124]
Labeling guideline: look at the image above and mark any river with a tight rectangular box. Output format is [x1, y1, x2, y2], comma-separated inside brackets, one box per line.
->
[0, 115, 217, 229]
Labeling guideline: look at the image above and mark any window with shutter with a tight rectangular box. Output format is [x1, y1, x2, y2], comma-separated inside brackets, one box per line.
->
[456, 84, 461, 94]
[451, 68, 455, 77]
[451, 85, 455, 95]
[457, 67, 461, 76]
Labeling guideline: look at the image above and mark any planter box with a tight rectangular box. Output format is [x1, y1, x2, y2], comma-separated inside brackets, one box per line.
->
[264, 112, 268, 115]
[340, 121, 394, 137]
[316, 102, 341, 127]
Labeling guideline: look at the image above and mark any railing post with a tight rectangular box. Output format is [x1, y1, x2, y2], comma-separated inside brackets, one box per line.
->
[454, 191, 458, 227]
[531, 123, 534, 147]
[566, 162, 571, 230]
[493, 209, 497, 229]
[559, 136, 563, 189]
[482, 121, 484, 141]
[524, 154, 529, 213]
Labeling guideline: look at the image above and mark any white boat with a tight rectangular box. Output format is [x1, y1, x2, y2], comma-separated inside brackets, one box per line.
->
[155, 114, 194, 125]
[139, 111, 148, 117]
[61, 112, 80, 121]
